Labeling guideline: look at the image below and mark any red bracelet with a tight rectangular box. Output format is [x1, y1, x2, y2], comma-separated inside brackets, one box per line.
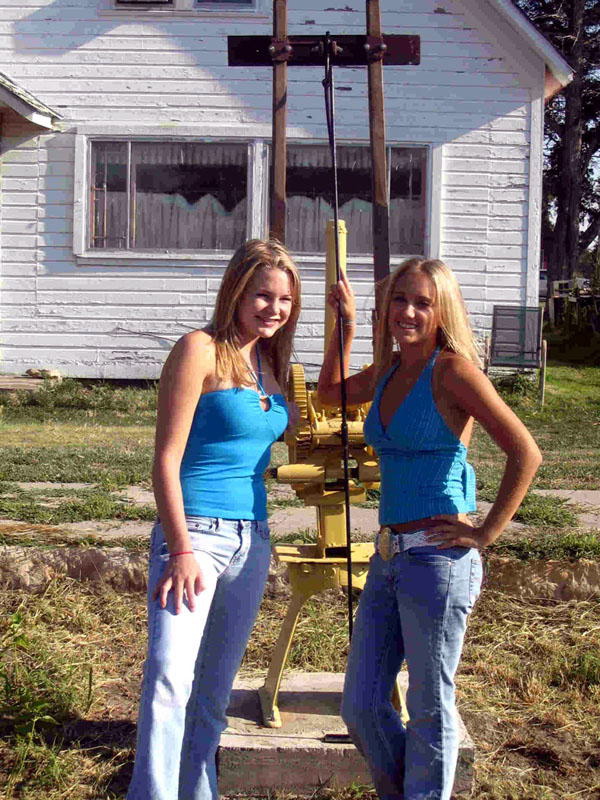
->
[169, 550, 194, 558]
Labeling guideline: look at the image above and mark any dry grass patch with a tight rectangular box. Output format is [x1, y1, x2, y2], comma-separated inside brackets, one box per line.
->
[3, 579, 599, 799]
[0, 423, 154, 449]
[459, 591, 600, 799]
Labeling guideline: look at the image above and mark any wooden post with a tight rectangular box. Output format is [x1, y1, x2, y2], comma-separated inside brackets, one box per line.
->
[228, 11, 419, 259]
[539, 338, 547, 407]
[270, 0, 288, 244]
[366, 0, 390, 315]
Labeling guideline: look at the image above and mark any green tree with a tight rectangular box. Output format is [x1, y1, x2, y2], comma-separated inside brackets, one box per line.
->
[514, 0, 600, 282]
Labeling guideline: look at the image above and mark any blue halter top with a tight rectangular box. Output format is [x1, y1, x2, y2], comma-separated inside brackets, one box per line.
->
[364, 349, 476, 525]
[180, 352, 288, 520]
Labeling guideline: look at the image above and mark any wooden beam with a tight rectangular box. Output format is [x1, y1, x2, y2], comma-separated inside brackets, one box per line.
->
[366, 0, 390, 301]
[228, 34, 419, 67]
[270, 0, 288, 244]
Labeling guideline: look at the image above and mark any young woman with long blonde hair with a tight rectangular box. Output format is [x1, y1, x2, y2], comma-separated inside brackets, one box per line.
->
[318, 257, 541, 800]
[128, 239, 301, 800]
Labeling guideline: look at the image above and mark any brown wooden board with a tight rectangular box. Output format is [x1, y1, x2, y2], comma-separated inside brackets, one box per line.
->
[228, 35, 420, 67]
[270, 0, 288, 243]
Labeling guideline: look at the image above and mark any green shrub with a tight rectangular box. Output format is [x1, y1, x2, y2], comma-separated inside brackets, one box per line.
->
[491, 371, 538, 401]
[545, 328, 600, 365]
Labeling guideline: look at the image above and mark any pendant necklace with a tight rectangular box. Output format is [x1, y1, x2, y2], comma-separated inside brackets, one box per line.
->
[246, 347, 269, 402]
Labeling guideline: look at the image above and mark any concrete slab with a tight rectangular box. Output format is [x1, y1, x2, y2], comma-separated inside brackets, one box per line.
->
[220, 672, 474, 798]
[14, 482, 94, 491]
[535, 489, 600, 507]
[535, 489, 600, 529]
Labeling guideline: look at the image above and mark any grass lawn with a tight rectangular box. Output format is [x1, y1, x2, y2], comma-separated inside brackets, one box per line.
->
[1, 363, 598, 493]
[0, 365, 599, 799]
[472, 363, 600, 492]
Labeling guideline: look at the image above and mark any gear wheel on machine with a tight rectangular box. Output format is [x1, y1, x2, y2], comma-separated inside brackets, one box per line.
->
[288, 363, 309, 419]
[286, 363, 312, 461]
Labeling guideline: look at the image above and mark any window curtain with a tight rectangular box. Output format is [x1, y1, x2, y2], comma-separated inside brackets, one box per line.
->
[131, 142, 247, 250]
[285, 144, 426, 256]
[286, 145, 373, 254]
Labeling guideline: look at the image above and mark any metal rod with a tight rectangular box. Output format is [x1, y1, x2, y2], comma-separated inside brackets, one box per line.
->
[322, 32, 354, 641]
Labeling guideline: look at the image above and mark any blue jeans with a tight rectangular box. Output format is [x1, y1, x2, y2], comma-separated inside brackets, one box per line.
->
[127, 516, 271, 800]
[341, 546, 483, 800]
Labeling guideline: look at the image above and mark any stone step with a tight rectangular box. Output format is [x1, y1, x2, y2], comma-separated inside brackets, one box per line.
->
[221, 672, 474, 797]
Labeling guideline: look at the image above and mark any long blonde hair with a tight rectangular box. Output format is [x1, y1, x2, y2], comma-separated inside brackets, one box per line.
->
[374, 257, 481, 381]
[209, 239, 301, 390]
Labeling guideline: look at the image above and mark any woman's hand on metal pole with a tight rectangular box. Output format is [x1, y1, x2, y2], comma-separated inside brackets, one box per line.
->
[327, 272, 356, 325]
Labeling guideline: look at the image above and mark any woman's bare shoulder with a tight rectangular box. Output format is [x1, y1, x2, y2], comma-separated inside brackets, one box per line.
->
[162, 329, 216, 382]
[436, 350, 481, 378]
[434, 351, 488, 399]
[172, 329, 215, 359]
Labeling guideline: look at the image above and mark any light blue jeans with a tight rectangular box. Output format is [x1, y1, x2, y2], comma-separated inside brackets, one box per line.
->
[127, 515, 271, 800]
[341, 546, 483, 800]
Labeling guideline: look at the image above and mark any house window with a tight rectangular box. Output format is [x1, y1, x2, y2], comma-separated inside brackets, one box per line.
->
[115, 0, 173, 5]
[89, 141, 248, 251]
[195, 0, 253, 4]
[284, 144, 427, 256]
[114, 0, 254, 7]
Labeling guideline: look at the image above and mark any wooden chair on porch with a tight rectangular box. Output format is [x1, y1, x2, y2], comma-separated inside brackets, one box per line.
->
[484, 304, 548, 406]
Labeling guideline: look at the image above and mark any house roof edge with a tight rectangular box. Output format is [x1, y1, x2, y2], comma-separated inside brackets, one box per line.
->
[486, 0, 573, 87]
[0, 70, 62, 129]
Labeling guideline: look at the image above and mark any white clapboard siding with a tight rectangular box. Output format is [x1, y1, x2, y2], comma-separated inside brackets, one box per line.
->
[0, 0, 545, 378]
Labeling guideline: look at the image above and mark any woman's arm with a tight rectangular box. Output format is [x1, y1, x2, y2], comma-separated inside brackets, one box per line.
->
[317, 273, 376, 406]
[152, 331, 212, 613]
[429, 358, 542, 549]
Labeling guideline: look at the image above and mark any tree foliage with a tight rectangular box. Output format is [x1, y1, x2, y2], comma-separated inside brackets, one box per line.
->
[514, 0, 600, 280]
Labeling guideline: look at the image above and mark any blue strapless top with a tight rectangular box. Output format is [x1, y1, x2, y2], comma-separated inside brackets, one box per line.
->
[180, 388, 288, 520]
[364, 350, 476, 525]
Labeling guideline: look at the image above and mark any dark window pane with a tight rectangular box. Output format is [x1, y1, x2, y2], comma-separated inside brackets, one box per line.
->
[389, 148, 426, 255]
[90, 141, 128, 249]
[285, 145, 370, 254]
[284, 144, 426, 256]
[116, 0, 173, 4]
[131, 142, 247, 250]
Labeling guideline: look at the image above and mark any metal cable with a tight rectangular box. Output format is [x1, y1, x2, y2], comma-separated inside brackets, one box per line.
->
[322, 32, 354, 641]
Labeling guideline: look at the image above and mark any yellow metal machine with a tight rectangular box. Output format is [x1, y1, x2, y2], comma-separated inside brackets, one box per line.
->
[258, 221, 395, 728]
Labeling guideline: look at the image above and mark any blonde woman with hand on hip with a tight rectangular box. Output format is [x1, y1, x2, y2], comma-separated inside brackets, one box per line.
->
[318, 258, 541, 800]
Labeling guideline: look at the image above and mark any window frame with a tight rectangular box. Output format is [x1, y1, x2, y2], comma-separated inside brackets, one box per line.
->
[74, 128, 269, 262]
[100, 0, 268, 17]
[74, 128, 440, 265]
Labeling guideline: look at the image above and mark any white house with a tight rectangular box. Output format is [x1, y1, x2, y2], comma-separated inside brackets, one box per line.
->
[0, 0, 572, 379]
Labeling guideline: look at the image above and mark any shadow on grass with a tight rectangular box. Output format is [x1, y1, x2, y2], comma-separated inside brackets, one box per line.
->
[54, 717, 135, 799]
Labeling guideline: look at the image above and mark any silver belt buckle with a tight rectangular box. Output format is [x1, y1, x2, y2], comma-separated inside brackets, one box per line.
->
[378, 526, 395, 561]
